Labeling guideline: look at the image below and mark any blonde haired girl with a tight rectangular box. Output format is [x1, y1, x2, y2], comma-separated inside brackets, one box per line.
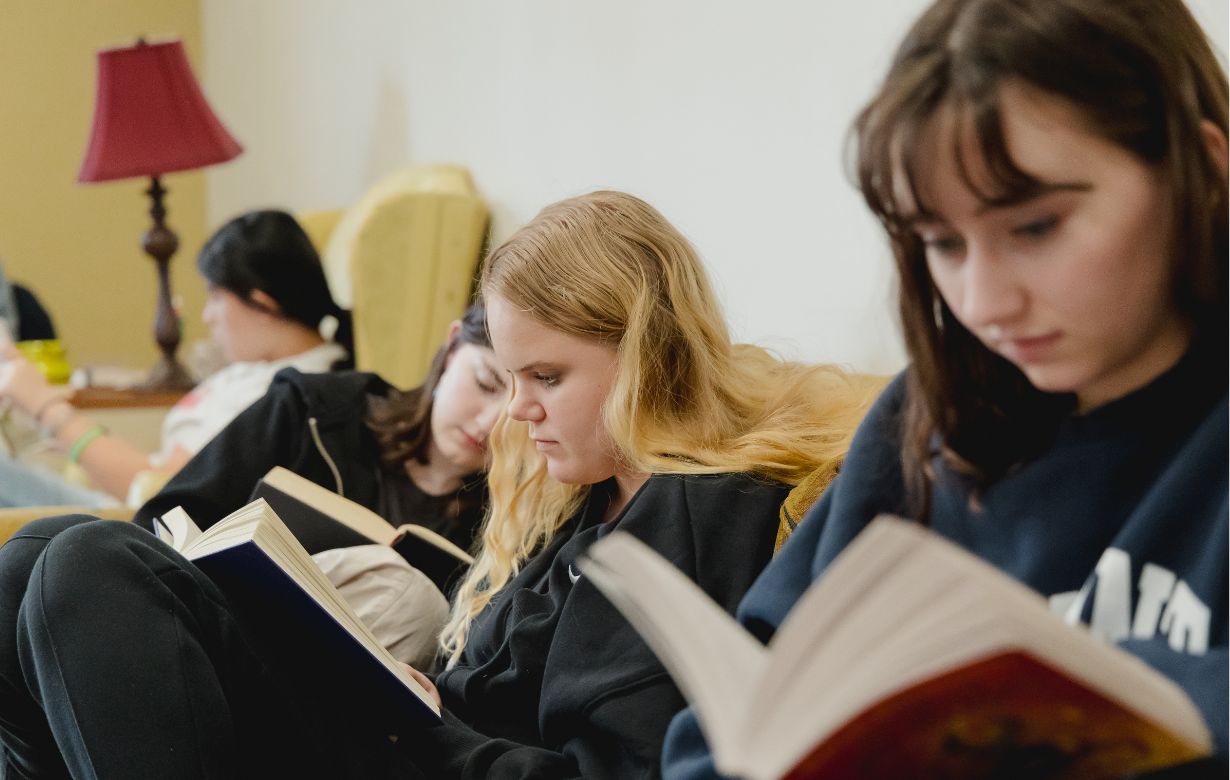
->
[442, 190, 873, 661]
[400, 189, 873, 777]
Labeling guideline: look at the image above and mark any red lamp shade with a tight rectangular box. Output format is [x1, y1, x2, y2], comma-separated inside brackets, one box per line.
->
[78, 39, 242, 183]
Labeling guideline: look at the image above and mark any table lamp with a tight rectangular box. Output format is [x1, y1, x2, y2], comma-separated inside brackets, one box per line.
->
[77, 38, 242, 391]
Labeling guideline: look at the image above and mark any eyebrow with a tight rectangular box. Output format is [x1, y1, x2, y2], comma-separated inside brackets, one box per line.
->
[475, 358, 508, 388]
[510, 361, 559, 375]
[904, 181, 1091, 226]
[974, 181, 1090, 215]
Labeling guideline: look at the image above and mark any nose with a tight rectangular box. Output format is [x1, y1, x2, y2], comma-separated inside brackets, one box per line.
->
[952, 241, 1026, 333]
[505, 380, 544, 424]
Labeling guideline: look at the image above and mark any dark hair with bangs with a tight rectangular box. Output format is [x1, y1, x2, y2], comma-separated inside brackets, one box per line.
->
[366, 300, 491, 467]
[852, 0, 1228, 517]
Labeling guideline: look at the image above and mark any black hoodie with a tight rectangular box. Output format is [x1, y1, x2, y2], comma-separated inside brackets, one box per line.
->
[135, 368, 398, 534]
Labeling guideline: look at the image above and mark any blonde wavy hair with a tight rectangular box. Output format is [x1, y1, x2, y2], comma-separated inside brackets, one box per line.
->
[441, 190, 878, 662]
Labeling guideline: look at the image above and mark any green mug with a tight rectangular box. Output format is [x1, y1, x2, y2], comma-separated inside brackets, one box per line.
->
[16, 339, 72, 384]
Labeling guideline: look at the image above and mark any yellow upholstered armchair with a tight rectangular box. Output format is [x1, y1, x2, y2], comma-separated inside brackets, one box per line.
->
[299, 165, 489, 390]
[0, 505, 132, 545]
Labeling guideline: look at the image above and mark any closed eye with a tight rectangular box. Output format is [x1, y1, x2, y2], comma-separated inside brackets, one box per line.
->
[535, 372, 560, 388]
[1013, 215, 1059, 240]
[919, 233, 965, 260]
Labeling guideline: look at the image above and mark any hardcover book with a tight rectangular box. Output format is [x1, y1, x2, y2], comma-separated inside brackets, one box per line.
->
[579, 516, 1212, 780]
[252, 465, 474, 593]
[153, 499, 442, 728]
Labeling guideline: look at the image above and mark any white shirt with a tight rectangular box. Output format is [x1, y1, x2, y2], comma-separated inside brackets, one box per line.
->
[154, 341, 347, 464]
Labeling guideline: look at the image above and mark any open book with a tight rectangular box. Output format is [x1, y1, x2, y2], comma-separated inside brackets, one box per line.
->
[153, 500, 441, 727]
[578, 516, 1212, 780]
[252, 466, 474, 593]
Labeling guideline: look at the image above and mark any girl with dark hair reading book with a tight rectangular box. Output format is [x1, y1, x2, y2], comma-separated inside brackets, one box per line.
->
[0, 191, 873, 778]
[660, 0, 1228, 777]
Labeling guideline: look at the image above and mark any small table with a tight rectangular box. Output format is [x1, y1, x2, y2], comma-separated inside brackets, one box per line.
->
[70, 386, 187, 409]
[69, 386, 187, 452]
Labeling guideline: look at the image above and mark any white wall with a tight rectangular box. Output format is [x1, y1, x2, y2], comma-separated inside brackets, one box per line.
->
[202, 0, 1228, 374]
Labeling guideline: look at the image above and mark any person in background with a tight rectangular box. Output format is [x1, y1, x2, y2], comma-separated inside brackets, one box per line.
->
[135, 301, 502, 559]
[0, 261, 56, 342]
[662, 0, 1228, 776]
[0, 209, 350, 506]
[136, 300, 505, 671]
[0, 190, 873, 778]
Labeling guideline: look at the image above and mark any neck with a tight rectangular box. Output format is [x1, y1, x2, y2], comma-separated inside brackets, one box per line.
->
[604, 470, 650, 523]
[1076, 321, 1192, 414]
[260, 324, 326, 363]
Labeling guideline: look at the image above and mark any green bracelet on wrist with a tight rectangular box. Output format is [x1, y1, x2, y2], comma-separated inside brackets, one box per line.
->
[68, 424, 108, 465]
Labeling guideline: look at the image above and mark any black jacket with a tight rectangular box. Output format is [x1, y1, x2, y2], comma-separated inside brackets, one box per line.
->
[417, 472, 788, 780]
[135, 368, 394, 534]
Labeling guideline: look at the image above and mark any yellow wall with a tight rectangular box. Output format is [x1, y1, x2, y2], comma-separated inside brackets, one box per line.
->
[0, 1, 211, 370]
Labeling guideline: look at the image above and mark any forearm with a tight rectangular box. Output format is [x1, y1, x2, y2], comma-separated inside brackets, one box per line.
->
[37, 397, 152, 501]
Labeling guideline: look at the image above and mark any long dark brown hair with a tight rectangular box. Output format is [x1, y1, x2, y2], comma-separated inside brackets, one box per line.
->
[853, 0, 1228, 516]
[366, 300, 490, 467]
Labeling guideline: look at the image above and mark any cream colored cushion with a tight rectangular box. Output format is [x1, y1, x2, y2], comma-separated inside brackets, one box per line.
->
[312, 544, 449, 671]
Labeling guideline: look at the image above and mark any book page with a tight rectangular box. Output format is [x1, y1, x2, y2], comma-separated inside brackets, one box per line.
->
[152, 506, 204, 552]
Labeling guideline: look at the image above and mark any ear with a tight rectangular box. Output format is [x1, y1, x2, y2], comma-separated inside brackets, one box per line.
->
[441, 320, 463, 367]
[1199, 119, 1228, 177]
[248, 289, 283, 317]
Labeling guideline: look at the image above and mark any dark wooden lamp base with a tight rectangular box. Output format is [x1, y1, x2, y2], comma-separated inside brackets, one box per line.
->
[134, 175, 196, 393]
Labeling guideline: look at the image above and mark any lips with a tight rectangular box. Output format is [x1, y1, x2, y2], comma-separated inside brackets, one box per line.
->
[459, 430, 486, 452]
[997, 332, 1061, 363]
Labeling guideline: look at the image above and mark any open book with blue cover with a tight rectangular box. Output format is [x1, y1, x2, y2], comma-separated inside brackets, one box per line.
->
[579, 516, 1213, 780]
[153, 499, 441, 727]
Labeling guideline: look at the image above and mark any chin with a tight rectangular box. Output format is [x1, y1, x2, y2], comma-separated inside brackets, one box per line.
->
[440, 448, 482, 475]
[544, 462, 576, 484]
[1017, 365, 1084, 397]
[544, 460, 589, 486]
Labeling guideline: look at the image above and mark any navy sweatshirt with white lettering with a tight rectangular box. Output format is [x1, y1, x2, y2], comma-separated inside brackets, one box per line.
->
[663, 346, 1227, 778]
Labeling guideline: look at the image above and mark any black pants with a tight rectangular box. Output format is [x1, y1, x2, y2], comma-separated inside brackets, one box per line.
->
[0, 516, 424, 779]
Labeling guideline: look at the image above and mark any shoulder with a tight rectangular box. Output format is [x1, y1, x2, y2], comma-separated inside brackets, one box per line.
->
[835, 369, 909, 487]
[860, 369, 908, 432]
[621, 473, 789, 585]
[639, 472, 791, 518]
[266, 368, 392, 420]
[286, 341, 349, 373]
